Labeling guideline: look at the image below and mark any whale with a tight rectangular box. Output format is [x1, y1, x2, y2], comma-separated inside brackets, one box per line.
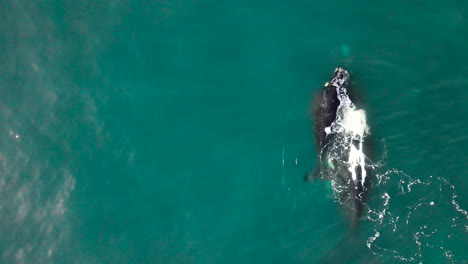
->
[305, 67, 373, 228]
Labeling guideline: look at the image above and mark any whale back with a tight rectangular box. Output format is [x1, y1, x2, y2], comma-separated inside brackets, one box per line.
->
[309, 67, 373, 228]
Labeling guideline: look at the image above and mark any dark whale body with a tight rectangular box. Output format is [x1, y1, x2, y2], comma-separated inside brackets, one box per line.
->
[306, 67, 373, 228]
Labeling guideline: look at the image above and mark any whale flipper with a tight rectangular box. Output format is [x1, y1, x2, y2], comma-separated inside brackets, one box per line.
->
[304, 160, 335, 181]
[304, 167, 321, 181]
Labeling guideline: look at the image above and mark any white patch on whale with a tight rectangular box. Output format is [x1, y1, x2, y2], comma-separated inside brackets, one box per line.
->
[342, 108, 368, 137]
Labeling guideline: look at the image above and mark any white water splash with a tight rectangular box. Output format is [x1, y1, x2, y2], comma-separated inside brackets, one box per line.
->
[366, 230, 380, 249]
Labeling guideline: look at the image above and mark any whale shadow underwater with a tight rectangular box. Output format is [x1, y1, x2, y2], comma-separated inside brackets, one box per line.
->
[305, 67, 375, 230]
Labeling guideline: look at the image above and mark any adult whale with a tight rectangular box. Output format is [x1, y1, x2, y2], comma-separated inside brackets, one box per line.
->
[305, 67, 373, 228]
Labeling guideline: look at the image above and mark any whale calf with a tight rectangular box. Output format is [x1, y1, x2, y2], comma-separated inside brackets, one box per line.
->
[305, 67, 373, 227]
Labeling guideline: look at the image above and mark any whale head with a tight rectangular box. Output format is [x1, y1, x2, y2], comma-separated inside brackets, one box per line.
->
[331, 67, 350, 87]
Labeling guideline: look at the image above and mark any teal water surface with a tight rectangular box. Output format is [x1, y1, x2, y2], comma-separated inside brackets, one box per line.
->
[0, 1, 467, 263]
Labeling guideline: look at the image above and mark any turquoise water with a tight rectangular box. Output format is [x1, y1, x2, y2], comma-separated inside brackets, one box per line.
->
[1, 1, 467, 263]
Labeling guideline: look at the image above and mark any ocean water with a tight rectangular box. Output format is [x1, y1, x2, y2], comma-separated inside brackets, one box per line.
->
[0, 0, 467, 263]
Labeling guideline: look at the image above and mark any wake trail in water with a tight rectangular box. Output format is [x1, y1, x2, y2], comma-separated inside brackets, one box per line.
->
[365, 167, 467, 263]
